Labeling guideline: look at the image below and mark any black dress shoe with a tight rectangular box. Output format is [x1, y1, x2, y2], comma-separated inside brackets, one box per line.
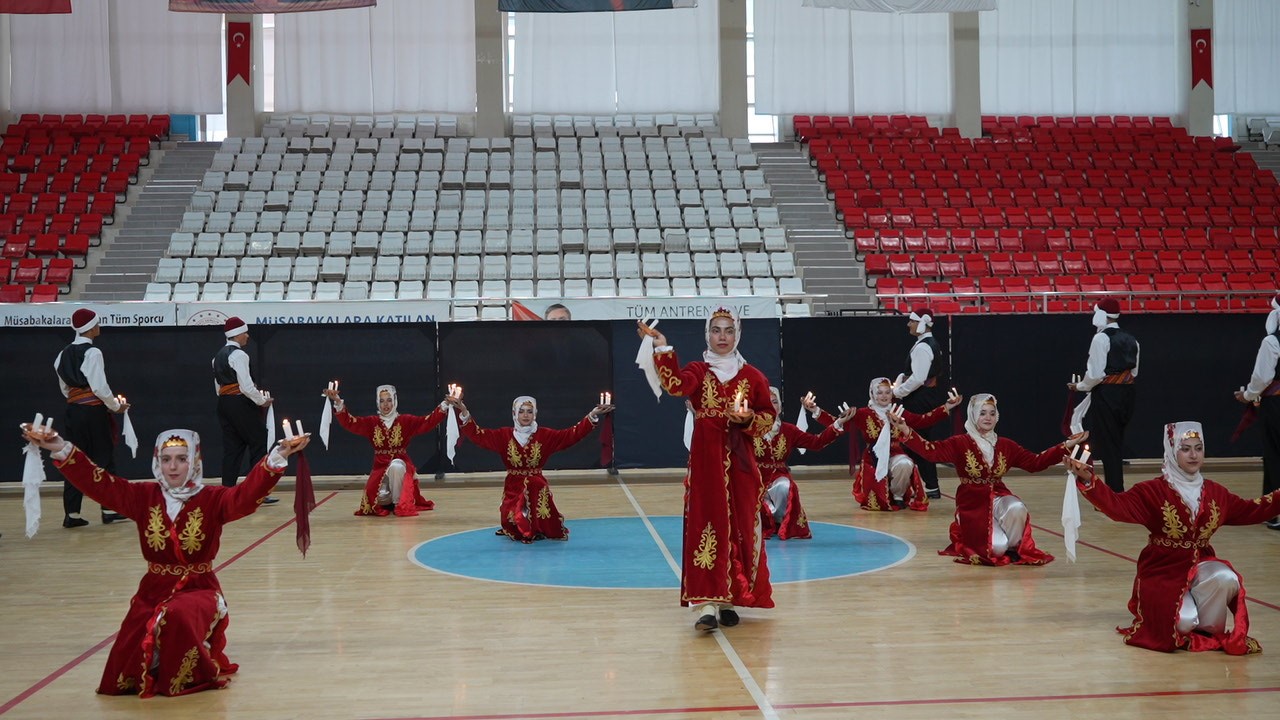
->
[261, 496, 280, 505]
[63, 516, 89, 528]
[719, 609, 740, 627]
[694, 613, 718, 632]
[1265, 517, 1280, 530]
[926, 488, 942, 500]
[102, 512, 127, 524]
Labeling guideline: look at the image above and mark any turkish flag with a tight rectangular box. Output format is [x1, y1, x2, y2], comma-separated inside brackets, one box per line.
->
[510, 301, 542, 321]
[1191, 28, 1212, 89]
[0, 0, 72, 12]
[227, 21, 251, 86]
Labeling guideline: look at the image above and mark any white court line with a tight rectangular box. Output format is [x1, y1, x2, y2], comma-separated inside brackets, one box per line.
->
[616, 477, 780, 720]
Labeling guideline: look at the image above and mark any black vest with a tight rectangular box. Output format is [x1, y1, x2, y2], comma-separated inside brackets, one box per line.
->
[1103, 327, 1139, 375]
[905, 335, 945, 382]
[56, 343, 92, 389]
[213, 344, 245, 386]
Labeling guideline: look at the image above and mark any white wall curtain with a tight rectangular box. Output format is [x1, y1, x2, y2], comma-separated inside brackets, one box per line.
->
[274, 0, 476, 114]
[1214, 0, 1280, 114]
[513, 3, 719, 114]
[804, 0, 993, 10]
[10, 4, 111, 113]
[755, 0, 953, 116]
[980, 0, 1186, 116]
[113, 0, 222, 114]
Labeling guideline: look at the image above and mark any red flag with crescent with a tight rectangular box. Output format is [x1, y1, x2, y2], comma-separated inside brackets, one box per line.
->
[1191, 29, 1212, 89]
[510, 301, 542, 321]
[227, 21, 251, 85]
[0, 0, 71, 12]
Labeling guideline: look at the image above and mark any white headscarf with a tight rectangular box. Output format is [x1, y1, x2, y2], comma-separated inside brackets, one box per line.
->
[908, 309, 933, 333]
[868, 377, 894, 479]
[1162, 421, 1205, 517]
[376, 384, 399, 428]
[965, 394, 1000, 466]
[512, 395, 538, 446]
[1266, 295, 1280, 335]
[703, 308, 746, 383]
[764, 387, 782, 442]
[153, 429, 205, 505]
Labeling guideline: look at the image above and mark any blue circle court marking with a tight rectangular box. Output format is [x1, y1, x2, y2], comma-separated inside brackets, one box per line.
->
[409, 516, 915, 590]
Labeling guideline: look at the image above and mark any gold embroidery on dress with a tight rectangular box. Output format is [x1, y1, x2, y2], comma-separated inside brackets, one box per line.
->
[146, 506, 167, 551]
[993, 453, 1007, 477]
[773, 436, 788, 461]
[506, 440, 522, 468]
[693, 522, 718, 569]
[359, 494, 375, 515]
[752, 411, 774, 436]
[753, 436, 766, 456]
[528, 441, 543, 467]
[657, 363, 680, 392]
[798, 511, 808, 527]
[1199, 500, 1222, 541]
[169, 647, 200, 695]
[964, 450, 982, 479]
[700, 373, 722, 410]
[536, 486, 551, 519]
[1246, 636, 1262, 654]
[389, 424, 403, 449]
[866, 416, 880, 440]
[93, 467, 106, 483]
[178, 508, 206, 554]
[373, 425, 385, 448]
[866, 493, 880, 511]
[116, 672, 137, 691]
[1160, 502, 1188, 539]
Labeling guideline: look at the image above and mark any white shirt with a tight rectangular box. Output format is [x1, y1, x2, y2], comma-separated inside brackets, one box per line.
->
[1076, 323, 1141, 392]
[893, 332, 934, 398]
[53, 336, 122, 412]
[1244, 335, 1280, 402]
[213, 340, 268, 406]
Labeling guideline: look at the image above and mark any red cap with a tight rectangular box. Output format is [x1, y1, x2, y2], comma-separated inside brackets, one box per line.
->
[71, 308, 98, 333]
[1096, 298, 1121, 315]
[223, 317, 249, 338]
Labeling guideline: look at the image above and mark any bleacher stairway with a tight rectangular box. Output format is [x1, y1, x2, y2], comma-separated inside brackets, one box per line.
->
[755, 142, 875, 313]
[80, 142, 219, 301]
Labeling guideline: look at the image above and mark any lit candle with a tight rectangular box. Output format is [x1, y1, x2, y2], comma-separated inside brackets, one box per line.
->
[283, 419, 294, 440]
[1079, 445, 1091, 464]
[599, 392, 605, 405]
[605, 391, 611, 405]
[733, 387, 744, 413]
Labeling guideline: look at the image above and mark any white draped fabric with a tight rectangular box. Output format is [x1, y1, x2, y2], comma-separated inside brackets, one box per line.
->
[10, 5, 111, 113]
[980, 0, 1186, 116]
[1213, 0, 1280, 114]
[803, 0, 994, 11]
[10, 1, 221, 114]
[114, 0, 223, 114]
[755, 0, 952, 115]
[513, 3, 719, 114]
[274, 0, 476, 114]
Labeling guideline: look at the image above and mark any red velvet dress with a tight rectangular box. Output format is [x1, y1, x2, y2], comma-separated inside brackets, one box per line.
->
[52, 447, 283, 697]
[655, 349, 776, 608]
[902, 432, 1066, 566]
[754, 421, 843, 539]
[1078, 474, 1280, 654]
[818, 406, 949, 512]
[336, 406, 445, 517]
[460, 416, 597, 542]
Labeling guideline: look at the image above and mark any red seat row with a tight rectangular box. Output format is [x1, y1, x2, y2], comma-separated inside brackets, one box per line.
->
[865, 249, 1280, 278]
[834, 185, 1280, 210]
[853, 227, 1280, 255]
[842, 205, 1280, 231]
[2, 257, 74, 286]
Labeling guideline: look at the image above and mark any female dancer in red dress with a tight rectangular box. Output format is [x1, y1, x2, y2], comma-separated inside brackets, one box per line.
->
[325, 383, 446, 517]
[755, 386, 851, 539]
[640, 307, 776, 632]
[21, 422, 309, 697]
[448, 394, 612, 543]
[890, 393, 1086, 566]
[808, 377, 960, 512]
[1065, 421, 1280, 654]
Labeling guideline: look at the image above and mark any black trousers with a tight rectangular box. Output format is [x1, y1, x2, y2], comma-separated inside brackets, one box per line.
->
[902, 384, 945, 491]
[1085, 384, 1136, 492]
[62, 402, 116, 516]
[1260, 396, 1280, 498]
[218, 394, 267, 488]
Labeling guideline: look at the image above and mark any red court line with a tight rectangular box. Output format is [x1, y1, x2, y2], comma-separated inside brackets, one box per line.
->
[0, 491, 339, 716]
[369, 685, 1280, 720]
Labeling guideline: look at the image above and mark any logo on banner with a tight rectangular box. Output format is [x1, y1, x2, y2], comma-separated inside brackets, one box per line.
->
[227, 22, 251, 86]
[171, 0, 374, 13]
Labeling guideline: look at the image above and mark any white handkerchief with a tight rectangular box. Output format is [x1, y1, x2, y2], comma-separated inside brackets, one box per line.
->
[1062, 471, 1082, 562]
[635, 334, 661, 398]
[22, 442, 44, 538]
[446, 406, 461, 462]
[796, 406, 809, 454]
[318, 397, 333, 450]
[683, 407, 694, 450]
[266, 404, 276, 449]
[121, 409, 138, 458]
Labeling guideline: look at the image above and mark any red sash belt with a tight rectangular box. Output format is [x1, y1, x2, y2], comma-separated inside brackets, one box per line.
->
[66, 387, 103, 405]
[1100, 370, 1135, 385]
[218, 383, 241, 396]
[508, 468, 543, 476]
[923, 378, 939, 388]
[1263, 379, 1280, 398]
[148, 562, 213, 575]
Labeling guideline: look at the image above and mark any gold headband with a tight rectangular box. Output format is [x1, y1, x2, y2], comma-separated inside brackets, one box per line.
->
[161, 435, 189, 449]
[1182, 430, 1201, 440]
[982, 398, 997, 406]
[711, 308, 734, 321]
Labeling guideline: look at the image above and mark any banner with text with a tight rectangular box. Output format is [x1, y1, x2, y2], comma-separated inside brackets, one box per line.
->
[510, 296, 777, 321]
[801, 0, 994, 12]
[174, 301, 450, 327]
[499, 1, 695, 11]
[170, 0, 373, 13]
[1, 303, 176, 329]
